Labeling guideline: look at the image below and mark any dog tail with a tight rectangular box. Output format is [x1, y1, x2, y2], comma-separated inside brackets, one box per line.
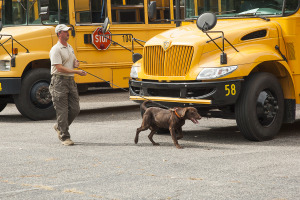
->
[141, 100, 152, 111]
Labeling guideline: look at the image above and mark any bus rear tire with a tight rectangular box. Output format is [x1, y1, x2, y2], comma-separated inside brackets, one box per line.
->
[235, 72, 284, 141]
[14, 68, 55, 120]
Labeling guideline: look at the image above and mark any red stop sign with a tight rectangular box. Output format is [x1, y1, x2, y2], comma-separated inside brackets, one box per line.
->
[92, 28, 112, 50]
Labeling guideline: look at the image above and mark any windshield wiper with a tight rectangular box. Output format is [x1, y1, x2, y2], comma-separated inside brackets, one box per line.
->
[216, 10, 236, 14]
[236, 13, 270, 21]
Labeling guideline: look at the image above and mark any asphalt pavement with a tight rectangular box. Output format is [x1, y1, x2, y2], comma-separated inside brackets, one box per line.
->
[0, 89, 299, 200]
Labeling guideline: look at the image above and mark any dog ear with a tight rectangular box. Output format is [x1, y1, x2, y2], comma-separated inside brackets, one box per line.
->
[176, 108, 187, 118]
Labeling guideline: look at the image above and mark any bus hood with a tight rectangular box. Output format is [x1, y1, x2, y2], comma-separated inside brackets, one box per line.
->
[0, 26, 55, 55]
[146, 19, 279, 55]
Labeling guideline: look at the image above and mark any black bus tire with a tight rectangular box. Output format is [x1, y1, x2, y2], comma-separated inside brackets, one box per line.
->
[14, 68, 55, 120]
[235, 72, 284, 141]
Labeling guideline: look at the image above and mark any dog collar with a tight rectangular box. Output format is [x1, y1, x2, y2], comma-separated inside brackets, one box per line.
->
[174, 109, 182, 119]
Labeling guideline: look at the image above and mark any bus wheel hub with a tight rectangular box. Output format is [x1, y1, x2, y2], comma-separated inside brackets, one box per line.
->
[257, 90, 278, 126]
[31, 82, 52, 108]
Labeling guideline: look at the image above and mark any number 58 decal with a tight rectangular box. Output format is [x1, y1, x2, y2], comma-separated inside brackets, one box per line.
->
[225, 84, 236, 96]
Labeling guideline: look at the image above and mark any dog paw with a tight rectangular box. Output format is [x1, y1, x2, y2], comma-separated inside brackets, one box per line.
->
[134, 138, 138, 144]
[176, 145, 183, 149]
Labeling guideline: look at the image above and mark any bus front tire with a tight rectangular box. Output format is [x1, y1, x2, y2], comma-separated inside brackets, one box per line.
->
[14, 68, 55, 120]
[235, 72, 284, 141]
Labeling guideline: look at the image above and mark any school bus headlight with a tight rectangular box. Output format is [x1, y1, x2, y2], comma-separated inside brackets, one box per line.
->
[196, 66, 237, 80]
[130, 63, 141, 78]
[0, 60, 11, 71]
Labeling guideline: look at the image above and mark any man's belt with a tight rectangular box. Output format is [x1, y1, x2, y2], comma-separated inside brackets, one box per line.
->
[52, 74, 74, 79]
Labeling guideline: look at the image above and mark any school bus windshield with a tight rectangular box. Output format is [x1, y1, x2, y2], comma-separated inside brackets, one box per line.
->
[185, 0, 299, 19]
[2, 0, 69, 25]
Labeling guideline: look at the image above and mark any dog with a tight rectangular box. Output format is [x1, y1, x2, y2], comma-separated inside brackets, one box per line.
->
[134, 101, 202, 149]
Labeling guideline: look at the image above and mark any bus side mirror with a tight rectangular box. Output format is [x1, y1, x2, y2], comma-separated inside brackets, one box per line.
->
[148, 1, 157, 22]
[197, 13, 229, 64]
[40, 6, 49, 21]
[101, 17, 111, 34]
[196, 12, 217, 32]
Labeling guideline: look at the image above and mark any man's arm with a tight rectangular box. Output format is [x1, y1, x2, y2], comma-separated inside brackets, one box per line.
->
[55, 63, 86, 76]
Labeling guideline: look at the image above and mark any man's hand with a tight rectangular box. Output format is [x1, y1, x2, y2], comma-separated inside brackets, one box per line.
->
[77, 70, 87, 76]
[74, 60, 80, 68]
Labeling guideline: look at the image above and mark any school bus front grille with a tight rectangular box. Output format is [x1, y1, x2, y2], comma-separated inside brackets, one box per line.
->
[144, 45, 194, 76]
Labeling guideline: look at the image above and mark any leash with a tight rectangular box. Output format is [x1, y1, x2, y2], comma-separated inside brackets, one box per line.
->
[76, 66, 171, 109]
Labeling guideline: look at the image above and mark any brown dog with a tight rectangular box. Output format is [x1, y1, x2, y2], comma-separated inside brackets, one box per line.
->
[135, 101, 201, 149]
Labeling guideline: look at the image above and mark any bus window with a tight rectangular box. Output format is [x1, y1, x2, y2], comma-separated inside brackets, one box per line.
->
[186, 0, 220, 18]
[47, 0, 69, 24]
[111, 0, 145, 23]
[75, 0, 91, 23]
[285, 0, 299, 14]
[39, 0, 69, 24]
[75, 0, 107, 24]
[3, 0, 27, 25]
[28, 0, 41, 24]
[149, 0, 171, 24]
[174, 0, 184, 19]
[240, 0, 281, 12]
[184, 0, 288, 19]
[185, 0, 195, 18]
[60, 0, 69, 23]
[91, 0, 107, 23]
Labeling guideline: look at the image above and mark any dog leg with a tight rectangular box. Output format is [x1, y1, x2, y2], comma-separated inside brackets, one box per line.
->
[170, 128, 183, 149]
[134, 128, 141, 144]
[148, 128, 160, 146]
[176, 127, 183, 140]
[135, 114, 152, 144]
[135, 126, 149, 144]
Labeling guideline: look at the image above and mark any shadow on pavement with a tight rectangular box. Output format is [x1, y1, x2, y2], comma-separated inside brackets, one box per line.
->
[179, 119, 300, 146]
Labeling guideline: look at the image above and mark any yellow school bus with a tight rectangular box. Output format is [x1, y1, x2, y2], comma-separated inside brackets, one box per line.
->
[129, 0, 300, 141]
[0, 0, 182, 120]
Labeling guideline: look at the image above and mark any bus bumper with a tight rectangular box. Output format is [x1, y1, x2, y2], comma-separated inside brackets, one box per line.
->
[129, 79, 243, 107]
[0, 78, 21, 95]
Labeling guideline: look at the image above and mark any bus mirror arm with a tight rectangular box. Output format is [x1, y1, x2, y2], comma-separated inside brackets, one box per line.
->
[132, 38, 145, 62]
[0, 34, 30, 54]
[100, 34, 133, 53]
[196, 12, 239, 64]
[205, 31, 239, 64]
[100, 32, 146, 63]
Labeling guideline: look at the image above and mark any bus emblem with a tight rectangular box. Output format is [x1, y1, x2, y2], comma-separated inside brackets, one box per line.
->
[163, 41, 171, 51]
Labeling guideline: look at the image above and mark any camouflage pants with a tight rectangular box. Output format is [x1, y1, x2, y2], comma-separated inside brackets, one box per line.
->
[49, 75, 80, 141]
